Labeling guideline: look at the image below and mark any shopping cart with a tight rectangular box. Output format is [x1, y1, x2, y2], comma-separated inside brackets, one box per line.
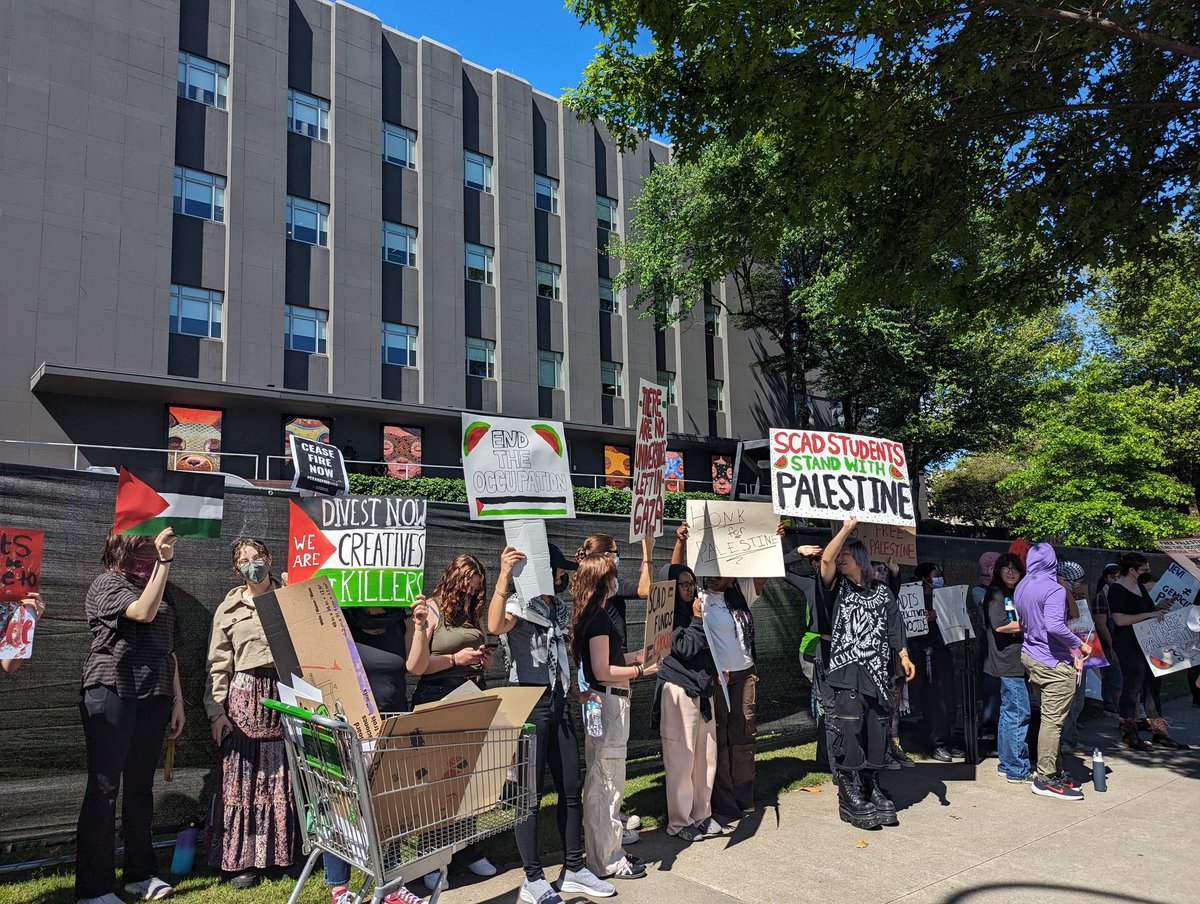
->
[263, 699, 537, 904]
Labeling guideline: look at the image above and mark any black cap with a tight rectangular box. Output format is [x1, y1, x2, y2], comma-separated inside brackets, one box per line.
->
[548, 543, 576, 572]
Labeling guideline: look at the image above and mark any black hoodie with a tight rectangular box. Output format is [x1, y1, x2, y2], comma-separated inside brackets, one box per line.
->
[651, 565, 718, 729]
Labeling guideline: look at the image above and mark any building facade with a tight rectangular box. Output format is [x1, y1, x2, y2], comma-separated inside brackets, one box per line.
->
[0, 0, 802, 486]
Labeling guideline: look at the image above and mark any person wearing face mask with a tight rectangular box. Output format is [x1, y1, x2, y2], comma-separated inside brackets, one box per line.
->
[486, 543, 614, 904]
[75, 528, 183, 904]
[202, 538, 297, 888]
[909, 561, 961, 763]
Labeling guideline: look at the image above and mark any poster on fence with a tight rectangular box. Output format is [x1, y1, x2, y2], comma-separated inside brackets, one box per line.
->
[897, 582, 928, 638]
[630, 380, 668, 543]
[1133, 607, 1200, 676]
[832, 520, 918, 566]
[769, 429, 915, 526]
[641, 580, 676, 669]
[461, 414, 574, 520]
[932, 584, 975, 643]
[685, 500, 783, 578]
[1, 602, 37, 660]
[1149, 562, 1200, 612]
[1066, 599, 1109, 669]
[0, 527, 42, 603]
[1155, 536, 1200, 584]
[288, 497, 426, 607]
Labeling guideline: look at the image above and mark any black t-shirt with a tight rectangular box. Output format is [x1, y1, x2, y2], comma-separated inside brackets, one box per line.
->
[580, 606, 625, 689]
[1107, 582, 1154, 656]
[350, 620, 410, 713]
[983, 587, 1024, 677]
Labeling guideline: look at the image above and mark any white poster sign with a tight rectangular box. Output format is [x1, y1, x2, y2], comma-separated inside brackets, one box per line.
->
[461, 415, 574, 520]
[629, 380, 668, 543]
[1133, 607, 1200, 676]
[932, 584, 975, 644]
[1150, 562, 1200, 613]
[685, 500, 783, 578]
[897, 582, 928, 638]
[503, 519, 554, 601]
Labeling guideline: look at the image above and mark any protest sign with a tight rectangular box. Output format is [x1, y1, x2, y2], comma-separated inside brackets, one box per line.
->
[256, 577, 382, 740]
[685, 500, 783, 578]
[897, 582, 929, 638]
[1133, 607, 1200, 677]
[461, 414, 574, 520]
[932, 584, 975, 643]
[642, 580, 677, 668]
[1149, 562, 1200, 613]
[288, 497, 425, 607]
[630, 380, 668, 543]
[0, 602, 37, 660]
[1154, 536, 1200, 584]
[503, 519, 554, 600]
[831, 521, 918, 567]
[769, 429, 915, 527]
[289, 434, 349, 496]
[1066, 599, 1109, 669]
[0, 527, 42, 603]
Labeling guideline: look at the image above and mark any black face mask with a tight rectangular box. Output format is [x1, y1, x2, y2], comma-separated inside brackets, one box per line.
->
[554, 571, 571, 594]
[343, 607, 407, 630]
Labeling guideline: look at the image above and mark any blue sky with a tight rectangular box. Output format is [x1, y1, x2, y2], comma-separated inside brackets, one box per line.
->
[356, 0, 605, 99]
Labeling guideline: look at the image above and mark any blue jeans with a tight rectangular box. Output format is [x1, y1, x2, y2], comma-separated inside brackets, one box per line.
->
[324, 852, 350, 887]
[997, 676, 1031, 778]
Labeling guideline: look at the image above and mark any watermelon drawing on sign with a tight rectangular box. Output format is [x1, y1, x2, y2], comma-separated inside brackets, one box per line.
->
[463, 421, 491, 457]
[775, 456, 788, 468]
[531, 423, 564, 456]
[889, 464, 905, 480]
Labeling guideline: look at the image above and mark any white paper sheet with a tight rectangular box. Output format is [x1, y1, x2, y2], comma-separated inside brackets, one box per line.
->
[504, 519, 554, 600]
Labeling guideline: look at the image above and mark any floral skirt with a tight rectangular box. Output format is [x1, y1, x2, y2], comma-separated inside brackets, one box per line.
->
[208, 668, 298, 871]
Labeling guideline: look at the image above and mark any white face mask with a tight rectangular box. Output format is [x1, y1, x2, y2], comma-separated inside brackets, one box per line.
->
[610, 577, 620, 597]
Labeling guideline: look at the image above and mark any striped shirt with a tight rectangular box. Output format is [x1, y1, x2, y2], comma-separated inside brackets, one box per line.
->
[81, 571, 180, 699]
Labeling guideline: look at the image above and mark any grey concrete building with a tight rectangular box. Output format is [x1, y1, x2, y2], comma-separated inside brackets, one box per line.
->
[0, 0, 805, 487]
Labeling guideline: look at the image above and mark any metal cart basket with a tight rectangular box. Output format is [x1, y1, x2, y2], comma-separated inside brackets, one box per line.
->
[263, 699, 537, 904]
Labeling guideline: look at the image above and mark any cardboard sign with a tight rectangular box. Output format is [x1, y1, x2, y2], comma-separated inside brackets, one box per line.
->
[289, 434, 350, 496]
[461, 414, 574, 520]
[1149, 562, 1200, 613]
[503, 519, 554, 600]
[0, 528, 42, 603]
[1155, 536, 1200, 584]
[685, 500, 783, 578]
[769, 429, 916, 526]
[897, 581, 928, 638]
[835, 521, 918, 566]
[288, 497, 426, 607]
[630, 381, 668, 543]
[0, 603, 37, 660]
[642, 580, 677, 668]
[932, 584, 975, 643]
[1133, 607, 1200, 676]
[1066, 598, 1109, 669]
[256, 577, 382, 740]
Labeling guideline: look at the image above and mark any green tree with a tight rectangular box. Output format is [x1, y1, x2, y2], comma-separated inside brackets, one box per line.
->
[928, 453, 1025, 527]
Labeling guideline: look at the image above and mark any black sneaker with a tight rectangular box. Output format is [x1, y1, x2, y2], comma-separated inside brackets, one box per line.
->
[1051, 771, 1080, 789]
[949, 746, 966, 758]
[931, 747, 953, 763]
[888, 741, 915, 768]
[675, 825, 703, 842]
[1031, 777, 1083, 801]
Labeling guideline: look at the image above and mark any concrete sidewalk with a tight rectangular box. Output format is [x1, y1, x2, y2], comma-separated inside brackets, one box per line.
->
[440, 699, 1199, 904]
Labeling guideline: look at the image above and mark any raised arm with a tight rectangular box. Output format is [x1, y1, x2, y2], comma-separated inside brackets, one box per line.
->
[635, 536, 654, 599]
[486, 547, 522, 635]
[671, 522, 688, 566]
[820, 517, 857, 587]
[124, 528, 177, 623]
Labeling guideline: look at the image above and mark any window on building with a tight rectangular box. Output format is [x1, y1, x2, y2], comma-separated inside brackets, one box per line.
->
[535, 174, 559, 213]
[599, 277, 618, 314]
[173, 166, 226, 222]
[657, 370, 677, 406]
[286, 196, 329, 246]
[382, 122, 417, 168]
[536, 261, 561, 300]
[596, 195, 619, 231]
[466, 337, 496, 378]
[284, 305, 327, 355]
[601, 361, 623, 397]
[288, 89, 330, 141]
[464, 150, 493, 192]
[704, 301, 721, 337]
[382, 221, 417, 267]
[465, 243, 495, 284]
[177, 52, 228, 109]
[169, 285, 223, 339]
[708, 379, 724, 412]
[382, 322, 418, 367]
[829, 399, 845, 428]
[538, 350, 563, 389]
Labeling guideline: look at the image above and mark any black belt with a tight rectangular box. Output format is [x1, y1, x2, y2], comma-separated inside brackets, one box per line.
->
[593, 685, 630, 698]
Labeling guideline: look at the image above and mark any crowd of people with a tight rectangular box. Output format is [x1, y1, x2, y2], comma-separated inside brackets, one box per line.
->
[7, 518, 1195, 904]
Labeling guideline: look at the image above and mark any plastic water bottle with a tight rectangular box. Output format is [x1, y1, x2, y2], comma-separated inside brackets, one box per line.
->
[1092, 748, 1107, 792]
[1004, 596, 1017, 623]
[584, 696, 604, 738]
[171, 822, 199, 875]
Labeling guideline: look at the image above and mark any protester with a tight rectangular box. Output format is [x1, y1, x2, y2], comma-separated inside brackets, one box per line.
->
[972, 552, 1002, 746]
[1092, 563, 1122, 714]
[909, 562, 961, 762]
[1014, 542, 1089, 800]
[1108, 554, 1188, 750]
[819, 518, 915, 829]
[410, 554, 499, 889]
[203, 539, 296, 887]
[0, 592, 44, 674]
[322, 598, 432, 904]
[1056, 560, 1089, 754]
[486, 544, 615, 904]
[982, 553, 1031, 783]
[76, 529, 184, 904]
[874, 560, 916, 770]
[571, 542, 657, 881]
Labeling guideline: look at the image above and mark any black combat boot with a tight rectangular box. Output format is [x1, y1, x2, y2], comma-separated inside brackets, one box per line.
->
[837, 771, 881, 829]
[862, 771, 898, 826]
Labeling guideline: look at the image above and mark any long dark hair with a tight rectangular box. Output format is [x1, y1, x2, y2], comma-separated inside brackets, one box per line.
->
[988, 553, 1025, 592]
[569, 555, 616, 661]
[432, 554, 487, 628]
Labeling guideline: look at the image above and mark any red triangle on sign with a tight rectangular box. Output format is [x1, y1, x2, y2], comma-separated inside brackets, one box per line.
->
[288, 501, 337, 584]
[113, 468, 169, 535]
[475, 499, 486, 516]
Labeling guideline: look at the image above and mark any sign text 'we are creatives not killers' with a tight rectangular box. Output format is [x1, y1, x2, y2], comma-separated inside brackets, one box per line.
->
[289, 496, 426, 607]
[462, 414, 575, 520]
[770, 429, 916, 527]
[630, 380, 668, 543]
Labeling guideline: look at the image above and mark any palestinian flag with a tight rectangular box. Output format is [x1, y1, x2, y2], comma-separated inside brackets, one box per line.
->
[114, 467, 225, 538]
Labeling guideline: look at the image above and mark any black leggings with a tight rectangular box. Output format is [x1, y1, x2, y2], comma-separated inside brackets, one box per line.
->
[1117, 643, 1163, 721]
[515, 687, 584, 882]
[831, 687, 889, 773]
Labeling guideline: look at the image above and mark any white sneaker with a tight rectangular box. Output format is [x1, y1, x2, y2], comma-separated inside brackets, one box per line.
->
[519, 878, 564, 904]
[620, 811, 641, 830]
[124, 877, 174, 900]
[467, 856, 497, 877]
[77, 896, 126, 904]
[558, 867, 616, 898]
[423, 871, 449, 892]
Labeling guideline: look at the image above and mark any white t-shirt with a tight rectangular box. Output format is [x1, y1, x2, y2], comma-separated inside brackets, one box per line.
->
[701, 578, 759, 674]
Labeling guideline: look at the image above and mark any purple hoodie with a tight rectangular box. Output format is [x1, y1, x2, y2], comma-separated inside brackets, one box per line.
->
[1014, 542, 1079, 668]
